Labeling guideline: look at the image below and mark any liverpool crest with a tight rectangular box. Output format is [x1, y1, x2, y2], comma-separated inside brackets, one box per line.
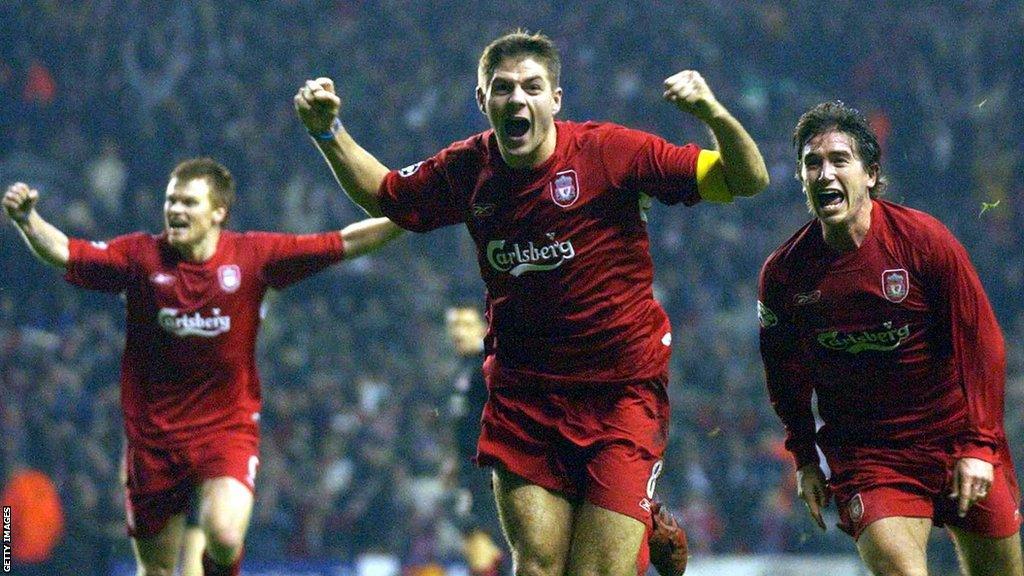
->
[550, 170, 580, 208]
[849, 493, 864, 524]
[882, 268, 909, 303]
[218, 264, 242, 293]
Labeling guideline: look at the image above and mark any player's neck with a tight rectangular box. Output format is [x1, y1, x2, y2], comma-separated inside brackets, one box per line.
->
[177, 229, 221, 263]
[500, 126, 557, 170]
[822, 200, 873, 251]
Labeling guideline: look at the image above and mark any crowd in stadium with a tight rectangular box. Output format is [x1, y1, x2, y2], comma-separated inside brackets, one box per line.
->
[1, 1, 1021, 574]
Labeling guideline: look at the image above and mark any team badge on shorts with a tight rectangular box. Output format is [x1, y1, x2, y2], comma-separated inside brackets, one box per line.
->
[218, 264, 241, 293]
[149, 272, 176, 286]
[882, 268, 909, 303]
[550, 170, 580, 207]
[849, 493, 865, 524]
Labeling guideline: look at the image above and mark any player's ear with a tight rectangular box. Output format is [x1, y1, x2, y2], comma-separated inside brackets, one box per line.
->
[475, 86, 487, 115]
[212, 206, 227, 226]
[552, 87, 562, 116]
[866, 163, 879, 188]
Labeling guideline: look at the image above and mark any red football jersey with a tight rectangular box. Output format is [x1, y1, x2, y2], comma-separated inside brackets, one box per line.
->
[64, 230, 345, 447]
[379, 120, 703, 385]
[759, 200, 1007, 468]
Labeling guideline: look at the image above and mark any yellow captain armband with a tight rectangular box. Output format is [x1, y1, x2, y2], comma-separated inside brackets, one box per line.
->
[696, 149, 732, 203]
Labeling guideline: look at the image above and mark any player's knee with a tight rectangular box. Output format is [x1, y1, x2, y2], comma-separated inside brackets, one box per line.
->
[864, 559, 927, 576]
[204, 521, 245, 558]
[565, 558, 637, 576]
[513, 550, 565, 576]
[137, 564, 176, 576]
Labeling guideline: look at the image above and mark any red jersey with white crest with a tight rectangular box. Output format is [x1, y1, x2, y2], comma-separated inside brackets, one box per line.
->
[379, 120, 703, 386]
[759, 200, 1007, 469]
[64, 230, 345, 447]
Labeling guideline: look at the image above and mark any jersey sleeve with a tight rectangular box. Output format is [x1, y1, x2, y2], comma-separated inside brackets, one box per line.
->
[922, 224, 1006, 462]
[63, 234, 139, 293]
[758, 258, 819, 470]
[377, 148, 469, 233]
[251, 231, 346, 290]
[599, 126, 702, 206]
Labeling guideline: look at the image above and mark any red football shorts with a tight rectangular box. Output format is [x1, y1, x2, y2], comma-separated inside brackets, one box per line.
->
[476, 374, 670, 529]
[124, 433, 259, 538]
[825, 441, 1021, 540]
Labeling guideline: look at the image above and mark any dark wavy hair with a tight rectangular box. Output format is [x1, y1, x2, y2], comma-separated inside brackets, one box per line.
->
[793, 100, 887, 197]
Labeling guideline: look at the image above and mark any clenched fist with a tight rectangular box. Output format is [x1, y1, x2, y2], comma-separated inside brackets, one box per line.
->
[663, 70, 723, 122]
[3, 182, 39, 224]
[294, 77, 342, 136]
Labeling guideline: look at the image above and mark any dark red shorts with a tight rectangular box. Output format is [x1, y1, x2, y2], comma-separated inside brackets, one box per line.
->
[476, 375, 670, 529]
[124, 433, 259, 538]
[824, 441, 1021, 540]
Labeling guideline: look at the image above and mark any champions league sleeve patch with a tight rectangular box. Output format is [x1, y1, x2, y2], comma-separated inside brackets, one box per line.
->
[757, 300, 779, 328]
[399, 161, 425, 177]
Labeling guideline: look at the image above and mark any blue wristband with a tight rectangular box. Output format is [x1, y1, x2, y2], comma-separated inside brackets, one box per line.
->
[309, 117, 343, 141]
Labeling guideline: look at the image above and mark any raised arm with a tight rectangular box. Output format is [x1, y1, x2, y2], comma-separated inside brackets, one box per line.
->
[294, 77, 390, 217]
[3, 183, 69, 269]
[339, 217, 404, 260]
[663, 71, 770, 198]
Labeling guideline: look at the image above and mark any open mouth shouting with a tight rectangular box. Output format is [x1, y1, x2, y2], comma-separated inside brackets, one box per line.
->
[816, 189, 845, 212]
[503, 116, 531, 141]
[167, 217, 190, 237]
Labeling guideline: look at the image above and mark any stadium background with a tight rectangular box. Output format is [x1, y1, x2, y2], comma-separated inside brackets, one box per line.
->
[0, 1, 1021, 575]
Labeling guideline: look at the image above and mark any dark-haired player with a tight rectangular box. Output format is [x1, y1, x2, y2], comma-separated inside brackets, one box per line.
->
[4, 158, 401, 576]
[759, 101, 1022, 576]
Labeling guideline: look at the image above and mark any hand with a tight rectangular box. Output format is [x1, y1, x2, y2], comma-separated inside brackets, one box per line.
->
[950, 457, 994, 517]
[294, 77, 342, 135]
[3, 182, 39, 224]
[796, 463, 831, 531]
[662, 70, 723, 122]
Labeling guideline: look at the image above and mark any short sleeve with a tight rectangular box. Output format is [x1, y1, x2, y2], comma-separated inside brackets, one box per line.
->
[64, 234, 140, 293]
[378, 148, 470, 233]
[599, 126, 702, 206]
[252, 231, 346, 290]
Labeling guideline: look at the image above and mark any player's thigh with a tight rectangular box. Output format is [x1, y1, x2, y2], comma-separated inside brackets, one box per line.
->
[132, 513, 186, 576]
[856, 516, 932, 576]
[493, 467, 575, 576]
[199, 476, 255, 550]
[566, 501, 646, 576]
[948, 526, 1024, 576]
[179, 489, 205, 576]
[179, 525, 206, 576]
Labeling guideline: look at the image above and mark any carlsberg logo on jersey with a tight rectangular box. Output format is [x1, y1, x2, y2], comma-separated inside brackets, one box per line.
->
[158, 307, 231, 337]
[486, 234, 576, 277]
[817, 321, 910, 354]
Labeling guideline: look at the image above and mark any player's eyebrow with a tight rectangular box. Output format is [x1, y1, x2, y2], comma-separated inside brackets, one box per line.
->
[493, 74, 545, 85]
